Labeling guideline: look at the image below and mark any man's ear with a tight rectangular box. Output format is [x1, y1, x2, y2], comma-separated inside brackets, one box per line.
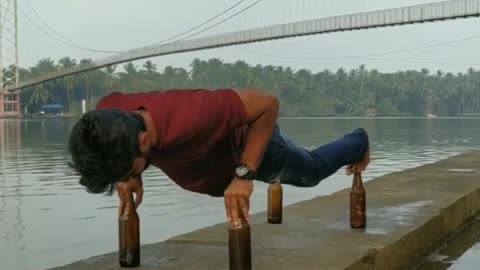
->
[138, 131, 150, 152]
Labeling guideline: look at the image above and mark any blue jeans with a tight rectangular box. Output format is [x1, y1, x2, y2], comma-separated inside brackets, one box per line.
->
[256, 125, 369, 187]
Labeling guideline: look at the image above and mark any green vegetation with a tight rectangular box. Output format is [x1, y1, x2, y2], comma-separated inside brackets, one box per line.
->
[15, 57, 480, 116]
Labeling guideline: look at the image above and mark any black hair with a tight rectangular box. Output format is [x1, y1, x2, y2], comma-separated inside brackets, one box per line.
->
[68, 109, 146, 194]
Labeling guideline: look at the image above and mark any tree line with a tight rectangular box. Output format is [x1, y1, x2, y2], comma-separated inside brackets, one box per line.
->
[12, 57, 480, 116]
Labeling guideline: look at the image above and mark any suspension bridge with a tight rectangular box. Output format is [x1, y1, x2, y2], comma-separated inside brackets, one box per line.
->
[1, 0, 480, 116]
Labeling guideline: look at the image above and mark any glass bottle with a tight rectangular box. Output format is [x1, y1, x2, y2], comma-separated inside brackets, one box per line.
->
[119, 195, 140, 267]
[228, 218, 252, 270]
[350, 172, 366, 229]
[268, 180, 283, 224]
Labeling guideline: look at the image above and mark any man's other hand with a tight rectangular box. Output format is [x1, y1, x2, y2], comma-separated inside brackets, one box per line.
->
[224, 178, 253, 223]
[117, 175, 144, 216]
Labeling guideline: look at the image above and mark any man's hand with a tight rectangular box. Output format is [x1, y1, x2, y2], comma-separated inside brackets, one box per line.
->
[117, 175, 144, 216]
[346, 147, 370, 175]
[224, 178, 254, 223]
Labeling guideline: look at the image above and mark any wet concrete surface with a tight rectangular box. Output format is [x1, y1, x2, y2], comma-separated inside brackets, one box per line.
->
[415, 217, 480, 270]
[50, 151, 480, 270]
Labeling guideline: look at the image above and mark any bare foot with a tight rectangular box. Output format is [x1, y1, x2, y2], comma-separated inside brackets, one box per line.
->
[346, 147, 370, 175]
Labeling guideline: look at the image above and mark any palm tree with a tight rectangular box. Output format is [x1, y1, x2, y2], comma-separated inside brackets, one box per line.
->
[103, 65, 117, 94]
[58, 57, 77, 108]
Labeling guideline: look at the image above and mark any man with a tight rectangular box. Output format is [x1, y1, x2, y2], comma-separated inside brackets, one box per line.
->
[68, 88, 370, 223]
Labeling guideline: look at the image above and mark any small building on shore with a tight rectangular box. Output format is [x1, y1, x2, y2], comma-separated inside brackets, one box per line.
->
[0, 90, 21, 117]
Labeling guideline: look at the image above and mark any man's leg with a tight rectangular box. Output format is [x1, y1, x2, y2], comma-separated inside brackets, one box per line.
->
[256, 125, 369, 187]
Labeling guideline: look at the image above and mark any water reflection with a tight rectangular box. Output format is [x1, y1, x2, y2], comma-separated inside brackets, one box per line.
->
[416, 218, 480, 270]
[0, 119, 26, 265]
[0, 117, 480, 270]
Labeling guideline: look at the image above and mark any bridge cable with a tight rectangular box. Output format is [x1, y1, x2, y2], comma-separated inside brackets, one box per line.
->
[162, 0, 264, 44]
[18, 5, 113, 53]
[95, 0, 264, 52]
[23, 0, 119, 53]
[139, 0, 252, 49]
[257, 34, 480, 62]
[21, 0, 254, 54]
[261, 51, 480, 67]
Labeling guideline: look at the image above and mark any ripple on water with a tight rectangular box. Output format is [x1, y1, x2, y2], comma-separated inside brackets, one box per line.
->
[0, 193, 74, 198]
[95, 206, 116, 210]
[72, 216, 96, 221]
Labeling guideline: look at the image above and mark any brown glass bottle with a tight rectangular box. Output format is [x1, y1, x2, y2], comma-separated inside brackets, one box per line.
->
[268, 180, 283, 224]
[118, 197, 140, 267]
[350, 172, 366, 229]
[228, 218, 252, 270]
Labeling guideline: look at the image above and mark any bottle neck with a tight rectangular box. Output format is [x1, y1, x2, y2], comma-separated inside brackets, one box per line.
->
[120, 210, 139, 220]
[352, 173, 363, 187]
[269, 180, 282, 189]
[229, 218, 249, 229]
[269, 178, 281, 184]
[119, 193, 139, 219]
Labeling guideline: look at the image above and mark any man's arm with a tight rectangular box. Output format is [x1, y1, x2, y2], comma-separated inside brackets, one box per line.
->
[224, 88, 279, 223]
[235, 88, 279, 170]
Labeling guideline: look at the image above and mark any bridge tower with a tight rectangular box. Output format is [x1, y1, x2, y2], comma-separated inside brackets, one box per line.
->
[0, 0, 21, 117]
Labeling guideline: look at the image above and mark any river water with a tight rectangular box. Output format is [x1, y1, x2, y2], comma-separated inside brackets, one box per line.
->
[1, 117, 480, 270]
[415, 217, 480, 270]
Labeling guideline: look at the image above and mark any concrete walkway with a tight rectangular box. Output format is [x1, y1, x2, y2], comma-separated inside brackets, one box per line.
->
[50, 152, 480, 270]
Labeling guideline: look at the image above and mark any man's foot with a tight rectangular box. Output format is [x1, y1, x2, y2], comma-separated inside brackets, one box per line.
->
[346, 147, 370, 175]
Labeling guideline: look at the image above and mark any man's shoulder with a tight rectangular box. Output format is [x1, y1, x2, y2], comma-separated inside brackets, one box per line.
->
[95, 90, 165, 110]
[96, 91, 133, 110]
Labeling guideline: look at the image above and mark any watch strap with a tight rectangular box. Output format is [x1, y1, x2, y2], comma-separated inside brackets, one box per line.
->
[235, 163, 256, 180]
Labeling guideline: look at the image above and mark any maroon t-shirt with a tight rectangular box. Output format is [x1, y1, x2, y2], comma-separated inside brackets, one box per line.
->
[96, 89, 248, 197]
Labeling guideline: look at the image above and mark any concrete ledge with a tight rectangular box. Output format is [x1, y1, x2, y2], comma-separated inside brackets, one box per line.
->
[51, 152, 480, 270]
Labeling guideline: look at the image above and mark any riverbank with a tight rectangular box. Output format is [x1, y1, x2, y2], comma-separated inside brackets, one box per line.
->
[50, 151, 480, 270]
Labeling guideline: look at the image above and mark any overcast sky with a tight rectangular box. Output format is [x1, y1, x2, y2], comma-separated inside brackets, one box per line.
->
[16, 0, 480, 74]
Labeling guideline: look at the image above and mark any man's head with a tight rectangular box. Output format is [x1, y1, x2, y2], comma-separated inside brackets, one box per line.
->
[68, 109, 154, 194]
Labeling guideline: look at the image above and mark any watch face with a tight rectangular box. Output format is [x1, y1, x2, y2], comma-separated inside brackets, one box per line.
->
[236, 166, 248, 177]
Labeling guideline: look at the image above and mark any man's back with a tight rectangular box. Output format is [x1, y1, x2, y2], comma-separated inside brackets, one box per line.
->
[96, 88, 248, 196]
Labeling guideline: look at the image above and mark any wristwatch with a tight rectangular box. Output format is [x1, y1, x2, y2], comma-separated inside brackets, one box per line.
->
[235, 163, 256, 180]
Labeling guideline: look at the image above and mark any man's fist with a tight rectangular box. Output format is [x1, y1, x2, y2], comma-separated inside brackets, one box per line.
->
[117, 175, 144, 216]
[224, 178, 254, 223]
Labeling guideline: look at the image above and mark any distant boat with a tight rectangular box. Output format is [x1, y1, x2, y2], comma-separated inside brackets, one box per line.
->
[426, 113, 437, 118]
